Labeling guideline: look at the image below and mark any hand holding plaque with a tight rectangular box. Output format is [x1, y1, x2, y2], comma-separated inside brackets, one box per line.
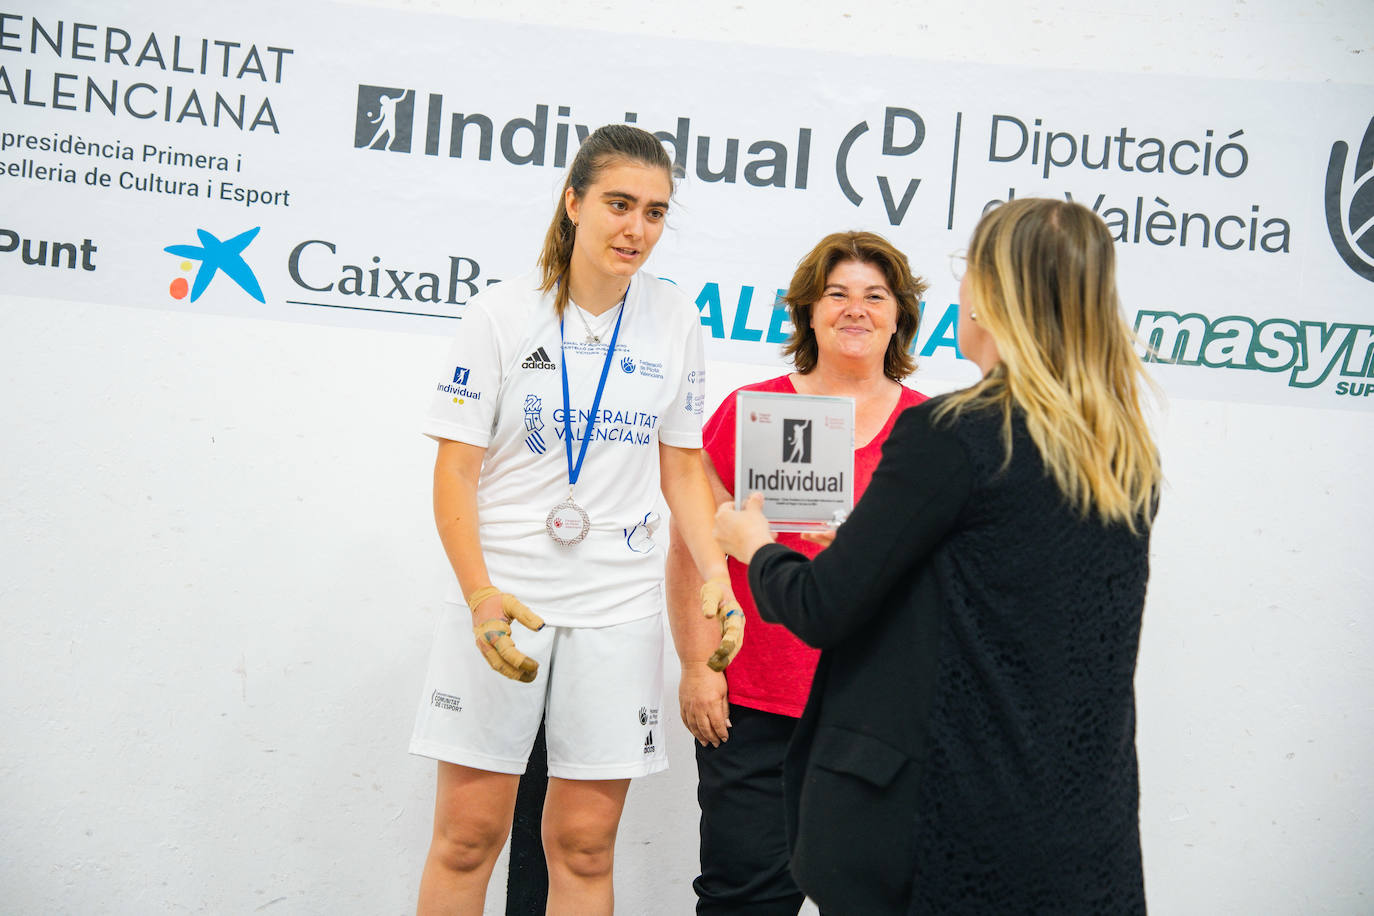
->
[734, 391, 855, 532]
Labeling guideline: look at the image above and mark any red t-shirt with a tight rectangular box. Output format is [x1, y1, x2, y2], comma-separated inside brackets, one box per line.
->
[703, 375, 928, 717]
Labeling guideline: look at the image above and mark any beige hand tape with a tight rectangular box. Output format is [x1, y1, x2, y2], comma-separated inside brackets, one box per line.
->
[700, 577, 744, 672]
[467, 586, 546, 684]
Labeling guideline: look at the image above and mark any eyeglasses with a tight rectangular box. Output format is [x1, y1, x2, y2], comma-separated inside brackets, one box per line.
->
[949, 251, 967, 282]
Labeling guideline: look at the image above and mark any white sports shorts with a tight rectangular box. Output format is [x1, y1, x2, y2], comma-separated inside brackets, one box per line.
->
[409, 601, 669, 780]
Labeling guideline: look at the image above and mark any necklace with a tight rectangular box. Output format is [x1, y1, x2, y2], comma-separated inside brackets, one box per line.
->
[572, 305, 601, 343]
[571, 294, 625, 344]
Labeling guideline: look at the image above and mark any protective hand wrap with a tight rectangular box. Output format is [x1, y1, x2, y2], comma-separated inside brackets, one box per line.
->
[700, 577, 744, 671]
[467, 586, 546, 684]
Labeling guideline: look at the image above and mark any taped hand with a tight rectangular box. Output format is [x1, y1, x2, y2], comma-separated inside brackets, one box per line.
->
[467, 586, 545, 683]
[700, 576, 744, 671]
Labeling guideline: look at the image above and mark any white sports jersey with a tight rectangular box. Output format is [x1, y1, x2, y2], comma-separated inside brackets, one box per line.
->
[422, 270, 707, 626]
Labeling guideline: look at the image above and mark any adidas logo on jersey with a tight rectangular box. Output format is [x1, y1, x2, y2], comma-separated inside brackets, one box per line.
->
[522, 346, 556, 370]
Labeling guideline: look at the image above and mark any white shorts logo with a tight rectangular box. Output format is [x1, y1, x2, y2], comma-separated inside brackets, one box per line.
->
[431, 690, 462, 712]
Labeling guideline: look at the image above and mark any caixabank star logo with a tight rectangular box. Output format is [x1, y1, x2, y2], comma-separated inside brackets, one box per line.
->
[1325, 116, 1374, 283]
[163, 228, 266, 303]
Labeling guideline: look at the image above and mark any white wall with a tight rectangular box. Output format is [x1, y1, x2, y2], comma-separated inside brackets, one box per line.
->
[2, 1, 1372, 913]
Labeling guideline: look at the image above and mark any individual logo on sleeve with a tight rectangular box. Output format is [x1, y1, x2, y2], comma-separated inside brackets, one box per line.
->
[437, 366, 481, 404]
[782, 419, 812, 463]
[524, 395, 546, 454]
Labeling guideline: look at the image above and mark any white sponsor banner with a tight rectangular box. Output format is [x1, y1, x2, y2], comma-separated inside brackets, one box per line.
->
[1, 2, 1371, 408]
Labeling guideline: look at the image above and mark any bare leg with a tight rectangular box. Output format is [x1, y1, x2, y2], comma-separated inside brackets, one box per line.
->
[541, 777, 631, 915]
[417, 762, 521, 915]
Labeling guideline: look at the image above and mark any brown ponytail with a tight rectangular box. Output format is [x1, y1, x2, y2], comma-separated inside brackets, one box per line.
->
[536, 123, 675, 318]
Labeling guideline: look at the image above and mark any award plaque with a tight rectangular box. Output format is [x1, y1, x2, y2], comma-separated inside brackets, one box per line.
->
[734, 391, 855, 532]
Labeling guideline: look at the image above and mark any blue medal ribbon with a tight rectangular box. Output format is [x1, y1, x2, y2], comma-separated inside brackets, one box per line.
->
[559, 285, 628, 492]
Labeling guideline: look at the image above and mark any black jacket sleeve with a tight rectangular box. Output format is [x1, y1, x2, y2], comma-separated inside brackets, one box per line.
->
[747, 401, 972, 648]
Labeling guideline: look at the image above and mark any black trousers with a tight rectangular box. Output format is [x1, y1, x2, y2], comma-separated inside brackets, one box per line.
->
[693, 704, 806, 916]
[507, 720, 549, 916]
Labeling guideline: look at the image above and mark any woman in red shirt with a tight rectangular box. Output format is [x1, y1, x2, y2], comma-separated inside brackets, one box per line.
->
[667, 231, 929, 914]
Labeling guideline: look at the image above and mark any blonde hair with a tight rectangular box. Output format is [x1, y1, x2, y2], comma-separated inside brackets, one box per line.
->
[937, 198, 1161, 530]
[536, 124, 675, 318]
[780, 231, 928, 381]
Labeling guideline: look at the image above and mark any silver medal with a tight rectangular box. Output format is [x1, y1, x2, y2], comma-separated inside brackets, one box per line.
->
[549, 286, 626, 547]
[546, 495, 590, 546]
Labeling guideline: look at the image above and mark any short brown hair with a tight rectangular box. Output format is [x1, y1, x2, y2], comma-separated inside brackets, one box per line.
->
[780, 231, 928, 381]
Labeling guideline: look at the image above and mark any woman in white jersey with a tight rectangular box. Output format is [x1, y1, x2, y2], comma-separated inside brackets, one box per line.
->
[412, 124, 743, 914]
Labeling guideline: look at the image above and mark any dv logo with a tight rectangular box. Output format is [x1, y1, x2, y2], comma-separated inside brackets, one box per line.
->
[782, 418, 812, 463]
[355, 85, 415, 152]
[1325, 116, 1374, 283]
[835, 107, 927, 226]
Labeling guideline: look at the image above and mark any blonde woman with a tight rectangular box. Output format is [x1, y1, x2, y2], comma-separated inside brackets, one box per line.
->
[715, 198, 1161, 914]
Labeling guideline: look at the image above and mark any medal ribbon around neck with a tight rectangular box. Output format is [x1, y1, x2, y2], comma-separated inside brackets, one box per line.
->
[558, 284, 628, 502]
